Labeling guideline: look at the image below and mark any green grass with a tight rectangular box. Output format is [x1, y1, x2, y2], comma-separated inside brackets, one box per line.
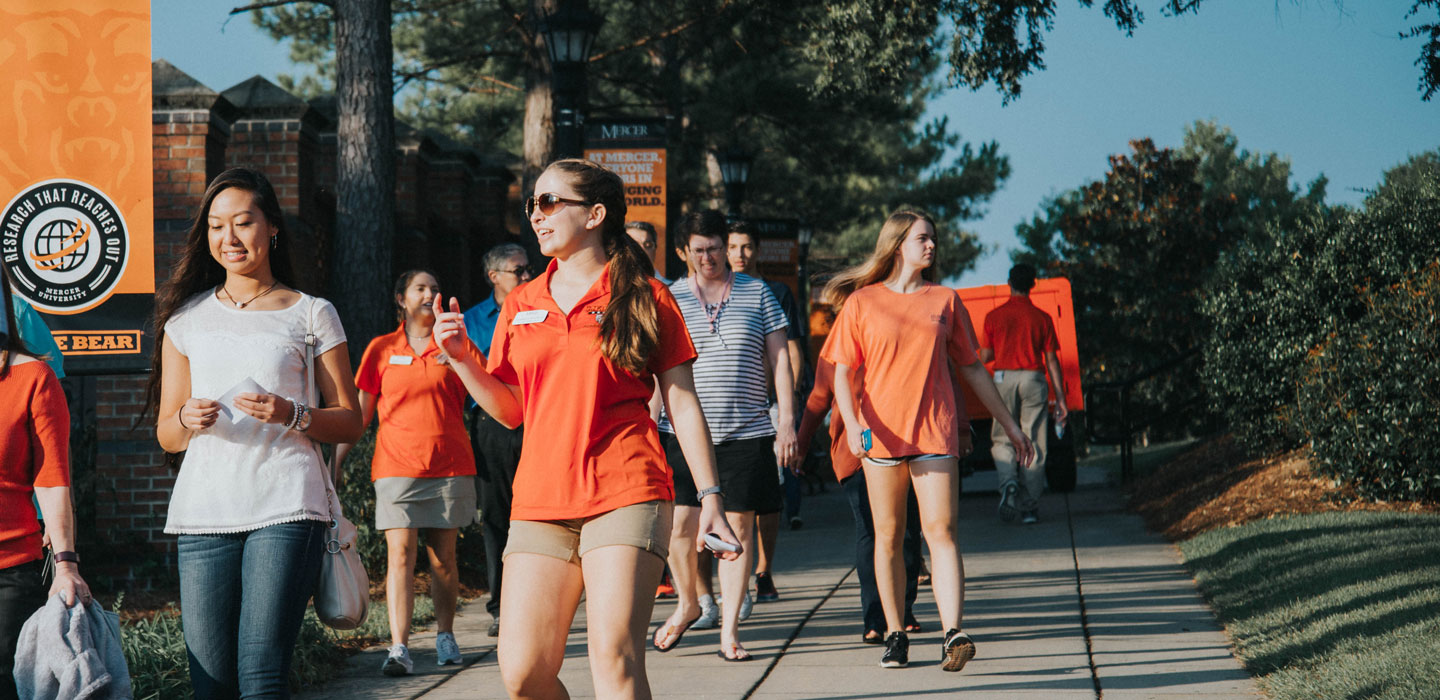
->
[121, 596, 436, 700]
[1180, 511, 1440, 700]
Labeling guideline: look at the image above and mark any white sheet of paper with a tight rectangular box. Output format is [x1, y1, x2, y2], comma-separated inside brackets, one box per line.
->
[217, 377, 268, 424]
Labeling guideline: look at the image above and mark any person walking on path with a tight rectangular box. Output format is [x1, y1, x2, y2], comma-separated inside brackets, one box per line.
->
[625, 221, 671, 285]
[0, 271, 91, 700]
[461, 243, 533, 638]
[726, 222, 808, 603]
[335, 269, 478, 676]
[652, 211, 800, 662]
[797, 346, 923, 645]
[145, 167, 364, 698]
[979, 264, 1068, 525]
[430, 158, 742, 700]
[824, 209, 1035, 672]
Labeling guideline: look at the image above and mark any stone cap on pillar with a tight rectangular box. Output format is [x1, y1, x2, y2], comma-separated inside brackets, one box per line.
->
[153, 59, 238, 121]
[221, 75, 325, 131]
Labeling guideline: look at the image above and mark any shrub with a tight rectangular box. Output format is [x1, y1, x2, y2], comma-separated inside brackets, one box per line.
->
[1297, 263, 1440, 501]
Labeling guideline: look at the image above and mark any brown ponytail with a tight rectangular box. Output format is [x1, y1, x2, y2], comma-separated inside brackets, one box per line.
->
[544, 159, 660, 375]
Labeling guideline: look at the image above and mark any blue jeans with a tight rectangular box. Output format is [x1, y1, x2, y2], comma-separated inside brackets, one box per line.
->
[179, 521, 325, 700]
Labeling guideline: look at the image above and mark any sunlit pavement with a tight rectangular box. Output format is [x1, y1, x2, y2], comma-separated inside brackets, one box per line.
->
[299, 464, 1259, 699]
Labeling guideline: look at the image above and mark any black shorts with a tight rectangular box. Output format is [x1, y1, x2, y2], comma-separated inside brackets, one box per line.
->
[661, 432, 782, 514]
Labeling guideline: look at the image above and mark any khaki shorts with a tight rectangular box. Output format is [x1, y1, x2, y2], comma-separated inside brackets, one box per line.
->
[503, 500, 673, 564]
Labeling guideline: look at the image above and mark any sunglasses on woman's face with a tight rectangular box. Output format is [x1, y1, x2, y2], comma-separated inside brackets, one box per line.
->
[524, 193, 590, 218]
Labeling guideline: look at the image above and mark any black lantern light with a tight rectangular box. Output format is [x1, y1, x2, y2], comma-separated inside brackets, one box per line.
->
[538, 2, 603, 159]
[716, 148, 753, 218]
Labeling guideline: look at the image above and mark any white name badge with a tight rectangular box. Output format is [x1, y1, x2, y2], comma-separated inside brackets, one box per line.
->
[389, 355, 414, 365]
[993, 370, 1005, 383]
[512, 309, 549, 325]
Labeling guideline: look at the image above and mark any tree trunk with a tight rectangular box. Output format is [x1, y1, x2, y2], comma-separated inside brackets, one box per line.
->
[521, 0, 558, 196]
[333, 0, 396, 363]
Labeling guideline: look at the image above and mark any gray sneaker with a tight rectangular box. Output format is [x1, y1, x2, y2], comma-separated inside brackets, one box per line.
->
[1022, 510, 1039, 525]
[382, 644, 413, 676]
[738, 591, 754, 621]
[998, 480, 1020, 523]
[435, 631, 462, 666]
[691, 598, 721, 630]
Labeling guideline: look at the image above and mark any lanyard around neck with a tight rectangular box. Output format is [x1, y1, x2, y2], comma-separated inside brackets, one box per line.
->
[689, 272, 733, 334]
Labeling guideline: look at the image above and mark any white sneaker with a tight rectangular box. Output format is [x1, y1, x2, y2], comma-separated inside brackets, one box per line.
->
[738, 591, 754, 621]
[382, 644, 413, 676]
[691, 595, 721, 630]
[435, 631, 462, 666]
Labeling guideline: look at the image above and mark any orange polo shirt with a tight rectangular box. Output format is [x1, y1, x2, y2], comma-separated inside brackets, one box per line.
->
[822, 283, 978, 459]
[487, 260, 697, 520]
[355, 325, 477, 481]
[0, 360, 70, 569]
[981, 296, 1059, 371]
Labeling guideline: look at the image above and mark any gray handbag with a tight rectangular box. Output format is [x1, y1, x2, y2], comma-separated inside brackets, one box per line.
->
[304, 297, 371, 630]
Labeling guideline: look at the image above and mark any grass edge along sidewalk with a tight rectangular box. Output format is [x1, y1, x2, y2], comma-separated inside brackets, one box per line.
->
[1132, 439, 1440, 700]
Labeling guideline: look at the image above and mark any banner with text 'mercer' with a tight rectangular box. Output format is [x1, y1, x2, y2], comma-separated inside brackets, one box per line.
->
[1, 0, 154, 373]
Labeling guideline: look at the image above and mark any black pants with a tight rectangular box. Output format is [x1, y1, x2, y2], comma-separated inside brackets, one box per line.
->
[843, 470, 921, 634]
[0, 560, 46, 700]
[471, 408, 523, 617]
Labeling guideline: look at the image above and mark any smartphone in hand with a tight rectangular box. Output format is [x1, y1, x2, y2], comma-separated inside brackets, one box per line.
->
[703, 532, 740, 554]
[861, 429, 872, 451]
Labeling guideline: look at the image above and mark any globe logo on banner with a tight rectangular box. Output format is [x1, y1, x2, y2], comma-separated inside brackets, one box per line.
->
[1, 178, 129, 314]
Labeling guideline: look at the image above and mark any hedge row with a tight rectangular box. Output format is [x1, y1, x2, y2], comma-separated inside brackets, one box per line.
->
[1201, 161, 1440, 501]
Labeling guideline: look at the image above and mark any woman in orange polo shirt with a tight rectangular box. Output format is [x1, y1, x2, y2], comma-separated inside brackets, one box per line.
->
[824, 209, 1036, 673]
[0, 272, 91, 700]
[336, 269, 477, 676]
[431, 158, 740, 700]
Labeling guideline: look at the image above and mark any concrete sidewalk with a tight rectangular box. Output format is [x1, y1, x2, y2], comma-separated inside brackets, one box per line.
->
[298, 470, 1260, 699]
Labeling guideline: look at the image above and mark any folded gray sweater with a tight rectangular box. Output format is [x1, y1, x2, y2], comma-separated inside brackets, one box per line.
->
[13, 596, 132, 700]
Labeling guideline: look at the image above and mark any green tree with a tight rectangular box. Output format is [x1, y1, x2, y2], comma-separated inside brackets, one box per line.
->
[251, 0, 1012, 279]
[1018, 123, 1328, 435]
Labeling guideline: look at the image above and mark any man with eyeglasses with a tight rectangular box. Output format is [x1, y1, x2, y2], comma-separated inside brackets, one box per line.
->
[461, 242, 532, 637]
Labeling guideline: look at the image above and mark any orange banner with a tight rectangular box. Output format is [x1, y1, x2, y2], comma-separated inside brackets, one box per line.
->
[584, 120, 668, 273]
[0, 0, 154, 369]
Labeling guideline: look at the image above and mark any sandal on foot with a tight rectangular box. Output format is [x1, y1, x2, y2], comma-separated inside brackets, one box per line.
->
[717, 642, 753, 662]
[862, 630, 883, 644]
[652, 615, 700, 653]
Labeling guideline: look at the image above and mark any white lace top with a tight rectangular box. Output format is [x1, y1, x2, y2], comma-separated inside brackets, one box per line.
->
[162, 290, 346, 534]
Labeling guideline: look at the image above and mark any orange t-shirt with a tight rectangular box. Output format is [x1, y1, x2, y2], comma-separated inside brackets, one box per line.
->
[0, 360, 70, 569]
[355, 326, 477, 481]
[805, 344, 863, 482]
[981, 296, 1059, 371]
[823, 283, 978, 459]
[486, 260, 697, 520]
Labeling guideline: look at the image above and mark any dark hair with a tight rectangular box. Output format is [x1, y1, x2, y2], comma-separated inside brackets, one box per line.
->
[141, 167, 295, 423]
[1008, 263, 1037, 293]
[1, 266, 31, 377]
[543, 159, 659, 375]
[675, 210, 727, 250]
[727, 220, 760, 247]
[625, 221, 657, 245]
[394, 269, 439, 322]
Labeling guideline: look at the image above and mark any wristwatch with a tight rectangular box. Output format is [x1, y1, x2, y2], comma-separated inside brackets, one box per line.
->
[695, 485, 723, 502]
[53, 551, 79, 565]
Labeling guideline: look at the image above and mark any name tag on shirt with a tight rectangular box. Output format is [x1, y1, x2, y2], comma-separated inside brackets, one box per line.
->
[512, 309, 548, 325]
[389, 355, 414, 365]
[993, 370, 1005, 383]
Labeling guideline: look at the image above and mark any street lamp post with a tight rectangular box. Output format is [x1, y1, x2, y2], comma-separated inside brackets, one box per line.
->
[539, 2, 603, 160]
[716, 148, 753, 220]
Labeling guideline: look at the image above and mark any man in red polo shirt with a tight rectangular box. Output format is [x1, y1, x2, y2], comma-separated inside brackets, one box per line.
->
[979, 264, 1068, 525]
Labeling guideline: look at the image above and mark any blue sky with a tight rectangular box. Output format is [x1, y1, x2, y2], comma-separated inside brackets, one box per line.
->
[154, 2, 1436, 286]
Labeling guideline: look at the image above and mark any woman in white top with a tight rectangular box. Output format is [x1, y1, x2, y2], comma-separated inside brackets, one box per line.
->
[143, 167, 363, 699]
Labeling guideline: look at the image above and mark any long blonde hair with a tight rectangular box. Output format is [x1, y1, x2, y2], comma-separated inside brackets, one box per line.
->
[823, 209, 937, 309]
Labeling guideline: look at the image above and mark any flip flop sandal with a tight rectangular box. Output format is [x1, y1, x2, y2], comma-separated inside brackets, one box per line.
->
[862, 630, 884, 644]
[652, 616, 700, 653]
[717, 642, 754, 662]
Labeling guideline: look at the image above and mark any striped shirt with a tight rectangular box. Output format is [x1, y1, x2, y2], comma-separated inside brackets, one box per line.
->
[658, 273, 788, 442]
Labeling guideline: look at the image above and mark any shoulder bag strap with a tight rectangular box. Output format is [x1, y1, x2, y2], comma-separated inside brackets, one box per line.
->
[303, 297, 341, 506]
